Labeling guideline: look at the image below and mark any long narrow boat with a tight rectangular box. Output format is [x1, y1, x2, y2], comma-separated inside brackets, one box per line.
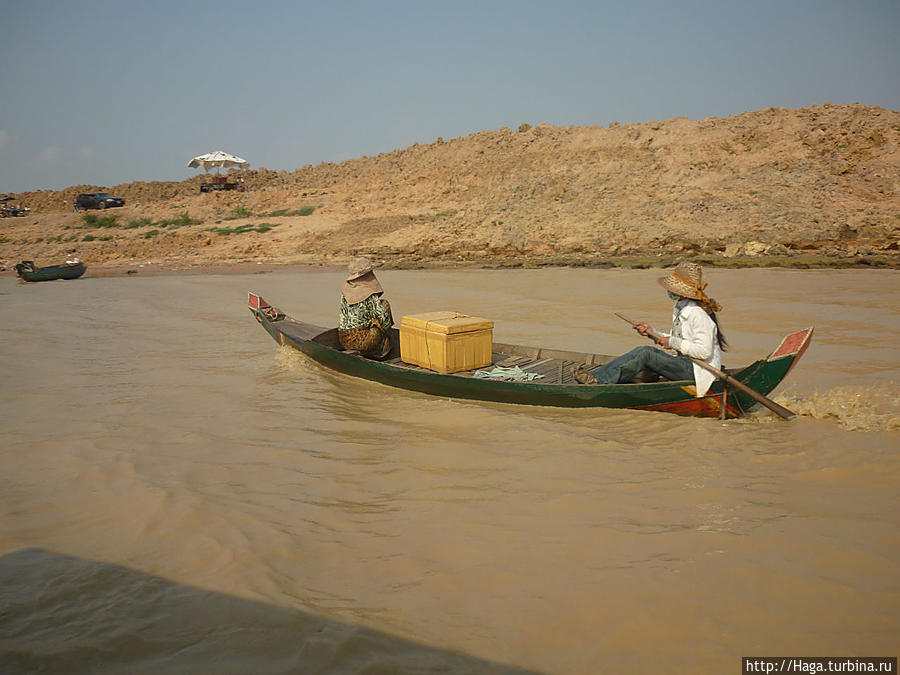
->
[15, 260, 86, 282]
[249, 292, 813, 419]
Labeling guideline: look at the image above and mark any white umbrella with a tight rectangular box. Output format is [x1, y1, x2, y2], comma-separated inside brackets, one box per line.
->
[188, 151, 250, 172]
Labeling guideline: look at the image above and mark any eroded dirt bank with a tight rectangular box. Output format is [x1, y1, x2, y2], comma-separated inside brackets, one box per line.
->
[2, 103, 898, 274]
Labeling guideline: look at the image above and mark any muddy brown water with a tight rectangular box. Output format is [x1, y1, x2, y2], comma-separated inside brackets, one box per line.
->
[1, 268, 898, 674]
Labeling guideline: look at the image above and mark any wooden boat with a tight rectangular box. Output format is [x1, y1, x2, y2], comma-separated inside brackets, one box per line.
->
[15, 260, 86, 282]
[248, 292, 813, 419]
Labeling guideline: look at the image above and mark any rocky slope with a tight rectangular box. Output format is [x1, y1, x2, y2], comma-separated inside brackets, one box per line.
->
[2, 103, 898, 272]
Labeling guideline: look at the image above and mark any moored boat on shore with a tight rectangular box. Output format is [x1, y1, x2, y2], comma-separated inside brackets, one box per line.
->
[15, 259, 87, 282]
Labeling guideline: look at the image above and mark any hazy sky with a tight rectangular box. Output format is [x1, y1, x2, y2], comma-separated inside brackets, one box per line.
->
[2, 0, 898, 193]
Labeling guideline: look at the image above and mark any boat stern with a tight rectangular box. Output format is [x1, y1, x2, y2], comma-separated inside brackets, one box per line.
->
[767, 327, 814, 379]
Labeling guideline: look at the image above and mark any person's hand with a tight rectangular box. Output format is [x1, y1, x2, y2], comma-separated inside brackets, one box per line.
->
[657, 335, 671, 349]
[634, 322, 652, 336]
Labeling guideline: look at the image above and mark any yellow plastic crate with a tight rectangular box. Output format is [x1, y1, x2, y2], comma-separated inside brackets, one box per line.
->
[400, 311, 493, 374]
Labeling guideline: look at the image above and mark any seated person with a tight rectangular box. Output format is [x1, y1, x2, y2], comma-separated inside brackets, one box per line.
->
[338, 257, 394, 358]
[576, 262, 728, 396]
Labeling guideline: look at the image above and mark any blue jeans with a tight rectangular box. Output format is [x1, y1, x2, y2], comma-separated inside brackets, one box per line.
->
[589, 345, 694, 384]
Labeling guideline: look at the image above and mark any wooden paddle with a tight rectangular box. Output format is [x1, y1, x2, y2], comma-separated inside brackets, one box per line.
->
[614, 313, 797, 421]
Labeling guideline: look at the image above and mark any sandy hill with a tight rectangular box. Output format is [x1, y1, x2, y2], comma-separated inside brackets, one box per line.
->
[2, 103, 898, 271]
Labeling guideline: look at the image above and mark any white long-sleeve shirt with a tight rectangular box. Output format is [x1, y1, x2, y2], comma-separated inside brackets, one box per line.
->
[663, 300, 722, 396]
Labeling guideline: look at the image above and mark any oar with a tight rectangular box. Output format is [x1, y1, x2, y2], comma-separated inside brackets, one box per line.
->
[614, 313, 797, 421]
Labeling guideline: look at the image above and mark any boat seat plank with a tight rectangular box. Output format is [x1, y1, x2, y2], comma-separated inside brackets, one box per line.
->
[520, 358, 555, 371]
[495, 355, 532, 367]
[281, 319, 329, 342]
[529, 361, 567, 379]
[382, 356, 435, 373]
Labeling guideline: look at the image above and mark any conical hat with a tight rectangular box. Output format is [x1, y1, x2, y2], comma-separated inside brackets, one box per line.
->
[657, 262, 705, 299]
[346, 257, 384, 281]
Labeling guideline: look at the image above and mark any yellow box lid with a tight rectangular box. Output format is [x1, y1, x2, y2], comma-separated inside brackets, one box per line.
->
[401, 311, 493, 334]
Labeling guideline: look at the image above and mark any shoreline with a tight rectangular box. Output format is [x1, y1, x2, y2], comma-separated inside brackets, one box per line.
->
[3, 252, 897, 280]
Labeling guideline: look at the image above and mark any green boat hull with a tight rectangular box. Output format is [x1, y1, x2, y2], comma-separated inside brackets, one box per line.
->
[15, 261, 86, 282]
[249, 293, 813, 419]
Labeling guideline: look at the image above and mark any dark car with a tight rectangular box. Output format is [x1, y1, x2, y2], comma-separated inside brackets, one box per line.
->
[75, 192, 125, 210]
[0, 196, 29, 217]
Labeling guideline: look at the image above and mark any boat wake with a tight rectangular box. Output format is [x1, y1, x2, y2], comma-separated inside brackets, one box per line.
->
[274, 344, 316, 372]
[776, 383, 900, 432]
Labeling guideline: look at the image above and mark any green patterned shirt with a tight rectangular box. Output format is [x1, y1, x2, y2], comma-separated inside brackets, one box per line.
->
[339, 293, 393, 330]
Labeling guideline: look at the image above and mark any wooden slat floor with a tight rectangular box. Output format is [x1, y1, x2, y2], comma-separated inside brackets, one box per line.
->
[381, 353, 584, 385]
[268, 319, 737, 387]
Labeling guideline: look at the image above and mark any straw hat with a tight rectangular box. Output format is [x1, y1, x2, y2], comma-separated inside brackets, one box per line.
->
[657, 262, 707, 300]
[342, 257, 385, 304]
[346, 257, 383, 281]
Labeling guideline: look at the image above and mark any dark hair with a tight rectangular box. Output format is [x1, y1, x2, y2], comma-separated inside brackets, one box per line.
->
[709, 312, 728, 352]
[696, 294, 728, 352]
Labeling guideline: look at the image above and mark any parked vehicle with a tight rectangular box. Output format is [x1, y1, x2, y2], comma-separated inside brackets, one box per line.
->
[200, 175, 245, 193]
[0, 196, 29, 217]
[75, 193, 125, 210]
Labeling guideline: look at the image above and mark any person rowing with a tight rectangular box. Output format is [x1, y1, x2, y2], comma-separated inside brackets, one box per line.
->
[575, 262, 727, 395]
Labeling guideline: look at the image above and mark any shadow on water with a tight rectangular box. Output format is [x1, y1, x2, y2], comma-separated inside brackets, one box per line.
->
[0, 548, 540, 675]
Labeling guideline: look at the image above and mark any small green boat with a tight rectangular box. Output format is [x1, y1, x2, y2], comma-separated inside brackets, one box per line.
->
[15, 260, 86, 282]
[249, 292, 813, 419]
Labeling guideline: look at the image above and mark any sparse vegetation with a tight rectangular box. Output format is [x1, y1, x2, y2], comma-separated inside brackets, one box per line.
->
[206, 223, 279, 235]
[81, 213, 119, 228]
[226, 205, 252, 219]
[260, 206, 314, 217]
[126, 217, 154, 229]
[99, 212, 206, 231]
[155, 212, 201, 228]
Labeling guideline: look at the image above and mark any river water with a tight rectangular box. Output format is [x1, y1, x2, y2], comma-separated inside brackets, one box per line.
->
[1, 267, 898, 674]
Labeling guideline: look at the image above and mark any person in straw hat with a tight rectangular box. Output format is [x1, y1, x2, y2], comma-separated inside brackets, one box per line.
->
[338, 257, 394, 358]
[575, 262, 728, 395]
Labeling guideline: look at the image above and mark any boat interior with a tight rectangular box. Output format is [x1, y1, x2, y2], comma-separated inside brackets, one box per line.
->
[294, 323, 668, 385]
[251, 295, 791, 395]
